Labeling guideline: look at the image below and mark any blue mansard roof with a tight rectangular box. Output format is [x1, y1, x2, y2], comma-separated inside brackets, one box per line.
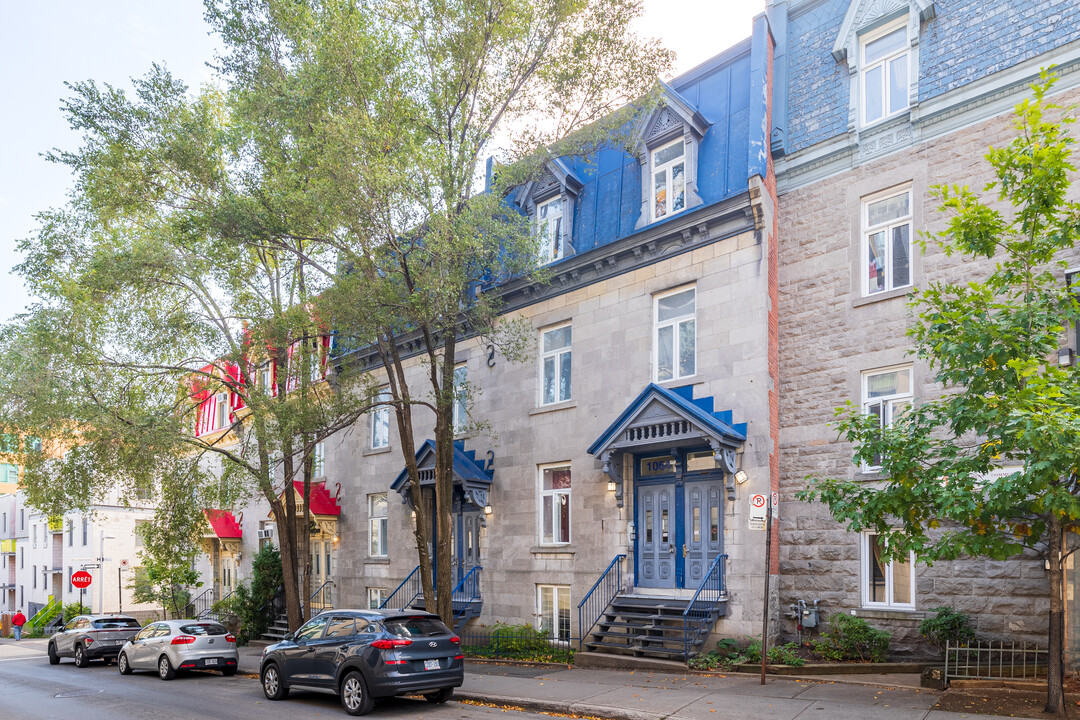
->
[587, 383, 748, 459]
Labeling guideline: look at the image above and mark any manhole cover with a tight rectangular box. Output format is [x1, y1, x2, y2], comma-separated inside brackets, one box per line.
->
[54, 689, 104, 698]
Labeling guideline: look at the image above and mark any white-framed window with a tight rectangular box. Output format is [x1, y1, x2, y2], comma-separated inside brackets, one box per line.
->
[539, 464, 571, 545]
[860, 21, 908, 126]
[81, 517, 88, 546]
[369, 493, 388, 557]
[214, 392, 229, 430]
[312, 442, 325, 478]
[861, 365, 913, 471]
[452, 364, 467, 434]
[539, 324, 572, 406]
[371, 389, 391, 449]
[367, 587, 387, 609]
[861, 532, 914, 609]
[309, 342, 324, 383]
[68, 566, 73, 594]
[654, 286, 696, 382]
[863, 187, 912, 296]
[650, 138, 687, 222]
[67, 520, 73, 547]
[537, 585, 571, 642]
[32, 565, 36, 589]
[259, 363, 272, 392]
[537, 197, 565, 263]
[135, 520, 148, 548]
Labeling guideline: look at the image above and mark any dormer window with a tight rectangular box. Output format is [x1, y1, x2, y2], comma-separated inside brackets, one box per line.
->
[215, 392, 228, 430]
[537, 196, 565, 263]
[651, 138, 686, 222]
[860, 21, 909, 126]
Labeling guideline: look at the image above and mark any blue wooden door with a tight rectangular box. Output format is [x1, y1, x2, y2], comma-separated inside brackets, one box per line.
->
[637, 484, 677, 588]
[682, 478, 724, 588]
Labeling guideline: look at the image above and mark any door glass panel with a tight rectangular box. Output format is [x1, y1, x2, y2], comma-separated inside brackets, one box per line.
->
[692, 507, 701, 543]
[710, 506, 719, 543]
[645, 509, 653, 544]
[661, 508, 669, 544]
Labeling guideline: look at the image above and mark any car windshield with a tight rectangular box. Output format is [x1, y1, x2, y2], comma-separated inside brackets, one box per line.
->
[382, 616, 451, 638]
[179, 623, 228, 636]
[91, 618, 141, 629]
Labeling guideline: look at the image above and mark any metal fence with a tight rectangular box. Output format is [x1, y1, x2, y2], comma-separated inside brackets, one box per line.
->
[945, 640, 1048, 681]
[459, 626, 577, 663]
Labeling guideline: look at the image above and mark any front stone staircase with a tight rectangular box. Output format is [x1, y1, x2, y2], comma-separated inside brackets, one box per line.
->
[582, 594, 726, 660]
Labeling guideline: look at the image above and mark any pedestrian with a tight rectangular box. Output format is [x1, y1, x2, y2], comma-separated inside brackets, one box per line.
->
[11, 609, 26, 640]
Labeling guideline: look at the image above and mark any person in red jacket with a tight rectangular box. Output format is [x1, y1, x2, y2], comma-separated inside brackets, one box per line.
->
[11, 609, 26, 640]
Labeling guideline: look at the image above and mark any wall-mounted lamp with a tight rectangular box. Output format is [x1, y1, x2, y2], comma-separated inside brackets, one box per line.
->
[1059, 347, 1074, 367]
[735, 470, 749, 485]
[484, 505, 493, 515]
[333, 535, 339, 544]
[607, 479, 618, 492]
[411, 510, 416, 519]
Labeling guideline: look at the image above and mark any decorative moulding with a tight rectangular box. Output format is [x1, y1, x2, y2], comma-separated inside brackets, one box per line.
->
[831, 0, 935, 63]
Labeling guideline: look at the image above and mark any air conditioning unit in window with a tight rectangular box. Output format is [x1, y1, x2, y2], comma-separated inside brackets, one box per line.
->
[257, 529, 275, 539]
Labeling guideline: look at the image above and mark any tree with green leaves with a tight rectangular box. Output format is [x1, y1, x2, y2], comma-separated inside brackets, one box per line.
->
[203, 0, 672, 622]
[799, 73, 1080, 714]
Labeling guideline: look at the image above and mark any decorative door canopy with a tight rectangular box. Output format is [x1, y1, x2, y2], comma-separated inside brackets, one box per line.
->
[391, 439, 494, 510]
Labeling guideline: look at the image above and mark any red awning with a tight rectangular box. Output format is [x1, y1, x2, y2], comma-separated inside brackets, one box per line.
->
[203, 509, 243, 539]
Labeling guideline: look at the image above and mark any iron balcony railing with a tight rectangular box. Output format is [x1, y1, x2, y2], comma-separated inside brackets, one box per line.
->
[576, 553, 626, 650]
[683, 553, 728, 657]
[184, 587, 216, 619]
[945, 640, 1048, 682]
[380, 566, 422, 609]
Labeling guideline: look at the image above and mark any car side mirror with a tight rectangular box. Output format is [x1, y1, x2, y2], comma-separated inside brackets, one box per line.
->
[284, 632, 295, 642]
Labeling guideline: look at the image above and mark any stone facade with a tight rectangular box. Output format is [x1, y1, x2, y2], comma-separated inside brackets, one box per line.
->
[772, 0, 1080, 658]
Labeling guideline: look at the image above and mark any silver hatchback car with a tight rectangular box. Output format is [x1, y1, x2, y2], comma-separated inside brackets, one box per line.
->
[118, 619, 239, 680]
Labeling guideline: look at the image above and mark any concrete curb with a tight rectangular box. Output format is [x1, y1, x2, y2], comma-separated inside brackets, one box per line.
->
[456, 691, 661, 720]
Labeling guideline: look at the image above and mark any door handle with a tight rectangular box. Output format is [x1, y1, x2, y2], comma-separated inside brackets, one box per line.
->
[683, 544, 688, 558]
[668, 544, 675, 554]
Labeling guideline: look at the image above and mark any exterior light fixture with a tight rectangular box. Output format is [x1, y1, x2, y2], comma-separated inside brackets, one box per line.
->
[411, 510, 416, 519]
[607, 480, 618, 492]
[735, 470, 749, 484]
[484, 505, 493, 515]
[1059, 347, 1074, 367]
[333, 535, 339, 544]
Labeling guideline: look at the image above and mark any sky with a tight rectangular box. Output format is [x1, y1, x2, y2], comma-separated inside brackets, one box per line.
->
[0, 0, 765, 323]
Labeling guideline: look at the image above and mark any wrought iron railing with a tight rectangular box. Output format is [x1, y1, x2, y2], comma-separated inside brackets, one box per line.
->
[184, 587, 216, 619]
[945, 640, 1048, 682]
[576, 553, 625, 650]
[380, 566, 422, 609]
[308, 580, 335, 614]
[204, 589, 235, 620]
[451, 566, 481, 624]
[683, 553, 728, 657]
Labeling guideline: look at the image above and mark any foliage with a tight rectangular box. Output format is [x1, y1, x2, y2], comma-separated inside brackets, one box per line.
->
[920, 606, 976, 652]
[460, 623, 574, 663]
[217, 543, 283, 645]
[689, 638, 804, 670]
[62, 602, 92, 623]
[810, 614, 890, 663]
[796, 72, 1079, 712]
[767, 642, 806, 667]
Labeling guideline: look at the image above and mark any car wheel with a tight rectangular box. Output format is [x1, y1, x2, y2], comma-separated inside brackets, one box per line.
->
[261, 663, 288, 700]
[424, 687, 454, 704]
[118, 652, 133, 675]
[221, 666, 237, 677]
[47, 642, 60, 666]
[74, 645, 89, 668]
[340, 670, 374, 716]
[158, 655, 176, 681]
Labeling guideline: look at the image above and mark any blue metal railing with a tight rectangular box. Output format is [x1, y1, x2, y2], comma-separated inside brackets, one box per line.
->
[308, 580, 335, 614]
[380, 566, 422, 609]
[576, 553, 626, 650]
[451, 566, 482, 624]
[683, 553, 728, 657]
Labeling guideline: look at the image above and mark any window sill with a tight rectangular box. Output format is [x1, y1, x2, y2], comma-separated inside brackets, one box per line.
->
[530, 400, 577, 416]
[656, 375, 704, 389]
[365, 557, 390, 565]
[855, 607, 922, 620]
[531, 545, 575, 556]
[852, 286, 913, 308]
[363, 446, 392, 457]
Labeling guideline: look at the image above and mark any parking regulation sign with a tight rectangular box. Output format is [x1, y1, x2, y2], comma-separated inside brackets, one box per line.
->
[749, 494, 767, 530]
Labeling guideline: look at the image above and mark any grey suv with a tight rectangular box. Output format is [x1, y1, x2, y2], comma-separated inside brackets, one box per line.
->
[48, 614, 142, 667]
[260, 609, 463, 716]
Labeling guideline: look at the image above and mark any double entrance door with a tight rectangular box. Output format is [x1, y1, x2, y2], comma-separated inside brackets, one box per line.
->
[421, 487, 481, 586]
[636, 475, 724, 590]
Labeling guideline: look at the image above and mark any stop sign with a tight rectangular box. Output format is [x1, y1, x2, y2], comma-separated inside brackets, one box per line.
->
[71, 570, 92, 589]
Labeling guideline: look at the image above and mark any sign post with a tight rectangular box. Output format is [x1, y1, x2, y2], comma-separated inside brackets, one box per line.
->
[760, 495, 773, 685]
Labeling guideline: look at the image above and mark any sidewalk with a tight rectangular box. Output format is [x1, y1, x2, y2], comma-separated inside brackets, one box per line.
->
[235, 645, 1041, 720]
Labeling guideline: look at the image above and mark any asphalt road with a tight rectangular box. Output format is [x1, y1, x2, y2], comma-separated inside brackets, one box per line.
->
[0, 644, 533, 720]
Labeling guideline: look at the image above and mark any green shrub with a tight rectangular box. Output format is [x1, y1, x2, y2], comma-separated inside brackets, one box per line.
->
[767, 642, 805, 667]
[62, 602, 92, 624]
[690, 639, 805, 670]
[811, 614, 890, 663]
[461, 623, 574, 663]
[919, 606, 975, 652]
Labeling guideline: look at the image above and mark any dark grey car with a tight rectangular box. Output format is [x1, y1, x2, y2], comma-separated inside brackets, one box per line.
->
[48, 614, 142, 667]
[260, 609, 463, 716]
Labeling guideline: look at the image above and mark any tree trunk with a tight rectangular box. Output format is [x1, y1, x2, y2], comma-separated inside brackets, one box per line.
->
[280, 434, 303, 631]
[1046, 513, 1066, 715]
[301, 434, 313, 624]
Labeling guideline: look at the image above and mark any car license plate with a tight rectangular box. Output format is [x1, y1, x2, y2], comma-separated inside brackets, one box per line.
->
[424, 659, 440, 671]
[205, 658, 218, 666]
